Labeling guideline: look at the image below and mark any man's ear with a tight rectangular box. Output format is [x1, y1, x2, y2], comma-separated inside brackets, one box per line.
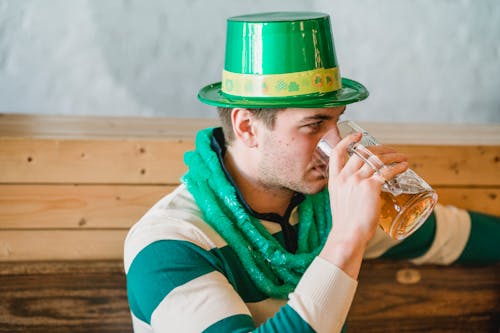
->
[231, 108, 258, 147]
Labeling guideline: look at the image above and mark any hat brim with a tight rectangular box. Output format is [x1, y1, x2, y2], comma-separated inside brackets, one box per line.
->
[197, 77, 368, 108]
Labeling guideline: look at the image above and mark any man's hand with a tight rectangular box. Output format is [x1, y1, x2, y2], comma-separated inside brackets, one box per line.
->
[319, 132, 408, 279]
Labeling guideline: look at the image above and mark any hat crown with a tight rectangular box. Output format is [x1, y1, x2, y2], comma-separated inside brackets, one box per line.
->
[225, 12, 338, 75]
[197, 11, 369, 108]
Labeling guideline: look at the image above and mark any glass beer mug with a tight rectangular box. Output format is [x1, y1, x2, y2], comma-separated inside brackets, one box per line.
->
[314, 120, 438, 240]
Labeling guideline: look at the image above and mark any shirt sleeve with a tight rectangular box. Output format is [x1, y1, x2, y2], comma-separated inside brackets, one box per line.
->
[288, 257, 358, 333]
[368, 203, 500, 265]
[455, 210, 500, 263]
[410, 204, 471, 265]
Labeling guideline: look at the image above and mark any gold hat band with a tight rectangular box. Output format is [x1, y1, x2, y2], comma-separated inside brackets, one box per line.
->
[221, 67, 341, 98]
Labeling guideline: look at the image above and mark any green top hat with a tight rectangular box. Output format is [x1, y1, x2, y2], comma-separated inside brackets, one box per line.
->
[198, 12, 369, 108]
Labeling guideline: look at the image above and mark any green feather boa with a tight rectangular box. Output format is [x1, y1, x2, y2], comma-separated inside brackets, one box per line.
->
[182, 128, 332, 299]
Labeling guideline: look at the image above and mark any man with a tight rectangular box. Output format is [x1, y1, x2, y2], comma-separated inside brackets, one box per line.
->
[124, 12, 499, 332]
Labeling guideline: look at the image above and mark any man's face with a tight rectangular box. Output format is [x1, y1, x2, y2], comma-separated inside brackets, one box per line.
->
[254, 106, 345, 195]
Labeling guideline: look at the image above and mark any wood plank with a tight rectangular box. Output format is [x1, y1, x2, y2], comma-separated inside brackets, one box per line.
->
[0, 185, 500, 261]
[435, 187, 500, 216]
[0, 138, 192, 184]
[0, 114, 220, 140]
[0, 185, 497, 231]
[0, 230, 127, 261]
[0, 260, 132, 333]
[348, 260, 500, 332]
[363, 122, 500, 146]
[393, 145, 500, 186]
[0, 260, 497, 332]
[1, 139, 499, 186]
[0, 184, 175, 229]
[2, 114, 499, 145]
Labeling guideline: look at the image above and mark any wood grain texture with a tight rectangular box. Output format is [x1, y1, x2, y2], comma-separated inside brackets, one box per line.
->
[1, 114, 499, 186]
[2, 114, 499, 145]
[0, 184, 174, 229]
[1, 139, 499, 186]
[435, 187, 500, 216]
[0, 138, 192, 184]
[0, 261, 132, 333]
[0, 185, 498, 232]
[0, 260, 497, 332]
[0, 114, 220, 140]
[0, 230, 127, 261]
[394, 145, 500, 186]
[349, 260, 500, 332]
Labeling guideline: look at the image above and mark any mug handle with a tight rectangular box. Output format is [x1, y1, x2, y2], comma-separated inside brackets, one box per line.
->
[348, 143, 403, 196]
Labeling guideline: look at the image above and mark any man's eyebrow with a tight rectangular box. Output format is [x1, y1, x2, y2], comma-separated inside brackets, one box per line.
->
[299, 114, 334, 123]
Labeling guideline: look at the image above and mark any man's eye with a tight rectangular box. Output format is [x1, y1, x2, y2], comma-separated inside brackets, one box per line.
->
[307, 122, 323, 130]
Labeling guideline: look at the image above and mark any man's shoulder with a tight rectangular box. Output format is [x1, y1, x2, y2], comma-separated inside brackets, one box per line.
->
[150, 183, 201, 216]
[123, 184, 227, 272]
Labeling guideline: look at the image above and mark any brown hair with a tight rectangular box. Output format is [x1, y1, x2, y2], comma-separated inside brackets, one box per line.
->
[217, 107, 282, 144]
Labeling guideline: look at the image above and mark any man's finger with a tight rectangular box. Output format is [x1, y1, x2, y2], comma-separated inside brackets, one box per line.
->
[328, 132, 362, 176]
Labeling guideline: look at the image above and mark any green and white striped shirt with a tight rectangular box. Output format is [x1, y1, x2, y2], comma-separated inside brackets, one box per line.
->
[124, 184, 471, 332]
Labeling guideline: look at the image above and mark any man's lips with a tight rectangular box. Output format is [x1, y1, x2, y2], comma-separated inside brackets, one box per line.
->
[311, 162, 327, 171]
[310, 163, 328, 178]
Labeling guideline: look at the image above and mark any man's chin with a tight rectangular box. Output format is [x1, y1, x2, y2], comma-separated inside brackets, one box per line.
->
[300, 179, 328, 195]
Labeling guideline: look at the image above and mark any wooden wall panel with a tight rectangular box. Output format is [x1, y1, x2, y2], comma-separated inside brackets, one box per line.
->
[0, 185, 498, 232]
[0, 230, 127, 261]
[2, 114, 498, 145]
[0, 115, 498, 262]
[0, 187, 497, 261]
[0, 114, 219, 139]
[394, 145, 500, 186]
[0, 138, 192, 184]
[1, 140, 499, 186]
[435, 187, 500, 216]
[0, 184, 175, 229]
[0, 115, 498, 332]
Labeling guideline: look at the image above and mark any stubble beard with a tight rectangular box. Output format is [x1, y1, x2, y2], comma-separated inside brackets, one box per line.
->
[258, 166, 328, 196]
[257, 140, 327, 196]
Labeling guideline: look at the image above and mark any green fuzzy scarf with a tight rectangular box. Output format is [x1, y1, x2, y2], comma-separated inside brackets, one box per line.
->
[182, 128, 332, 299]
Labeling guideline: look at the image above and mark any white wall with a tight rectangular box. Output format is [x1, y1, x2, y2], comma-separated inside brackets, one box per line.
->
[0, 0, 499, 123]
[314, 0, 500, 123]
